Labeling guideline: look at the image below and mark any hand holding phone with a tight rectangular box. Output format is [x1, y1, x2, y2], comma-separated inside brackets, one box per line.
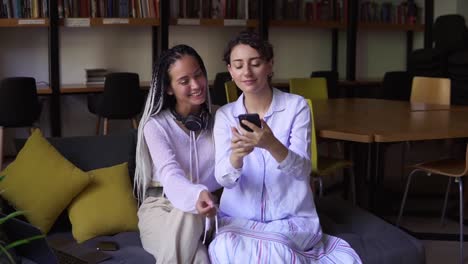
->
[238, 113, 261, 132]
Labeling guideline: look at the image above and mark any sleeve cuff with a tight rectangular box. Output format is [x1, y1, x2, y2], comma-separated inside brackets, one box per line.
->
[277, 149, 294, 169]
[191, 184, 209, 214]
[218, 167, 242, 188]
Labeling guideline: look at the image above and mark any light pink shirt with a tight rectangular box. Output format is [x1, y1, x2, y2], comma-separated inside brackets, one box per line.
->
[143, 109, 220, 213]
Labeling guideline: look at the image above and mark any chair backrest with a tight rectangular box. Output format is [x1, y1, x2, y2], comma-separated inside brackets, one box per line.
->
[225, 81, 239, 103]
[306, 99, 318, 173]
[381, 71, 413, 101]
[433, 14, 468, 52]
[448, 50, 468, 105]
[410, 76, 451, 105]
[100, 72, 144, 118]
[0, 77, 41, 127]
[310, 71, 339, 98]
[289, 78, 328, 100]
[212, 72, 232, 106]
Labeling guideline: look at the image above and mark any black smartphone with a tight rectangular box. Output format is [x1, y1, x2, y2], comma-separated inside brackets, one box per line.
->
[238, 113, 261, 132]
[96, 241, 119, 251]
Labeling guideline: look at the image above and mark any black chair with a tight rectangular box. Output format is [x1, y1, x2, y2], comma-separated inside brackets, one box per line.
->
[310, 70, 339, 98]
[0, 77, 42, 169]
[87, 72, 144, 135]
[211, 72, 233, 106]
[448, 50, 468, 105]
[381, 71, 413, 101]
[409, 14, 468, 78]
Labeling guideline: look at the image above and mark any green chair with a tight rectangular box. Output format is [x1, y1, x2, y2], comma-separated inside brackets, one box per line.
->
[225, 81, 239, 103]
[289, 78, 328, 100]
[306, 99, 356, 205]
[293, 77, 343, 156]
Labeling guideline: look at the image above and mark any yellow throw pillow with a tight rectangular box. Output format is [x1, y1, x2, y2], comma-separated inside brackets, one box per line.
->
[68, 162, 138, 243]
[0, 129, 91, 233]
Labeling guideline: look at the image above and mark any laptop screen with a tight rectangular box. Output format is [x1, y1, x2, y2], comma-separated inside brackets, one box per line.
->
[2, 215, 58, 264]
[3, 215, 113, 264]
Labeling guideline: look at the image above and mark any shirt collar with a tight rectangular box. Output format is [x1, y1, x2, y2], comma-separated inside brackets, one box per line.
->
[232, 88, 286, 118]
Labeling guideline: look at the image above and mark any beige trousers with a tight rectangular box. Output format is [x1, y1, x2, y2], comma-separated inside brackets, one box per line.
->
[138, 196, 209, 264]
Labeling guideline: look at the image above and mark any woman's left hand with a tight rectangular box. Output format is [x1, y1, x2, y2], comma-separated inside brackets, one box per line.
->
[196, 190, 217, 217]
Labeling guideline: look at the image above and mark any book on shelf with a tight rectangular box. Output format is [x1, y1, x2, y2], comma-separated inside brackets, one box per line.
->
[271, 0, 343, 22]
[85, 68, 108, 85]
[358, 0, 420, 25]
[0, 0, 49, 18]
[58, 0, 158, 18]
[172, 0, 250, 20]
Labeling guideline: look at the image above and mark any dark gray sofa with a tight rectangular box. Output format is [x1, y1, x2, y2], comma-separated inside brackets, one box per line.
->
[8, 131, 424, 263]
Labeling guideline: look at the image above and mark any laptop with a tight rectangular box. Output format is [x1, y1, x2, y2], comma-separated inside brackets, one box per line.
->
[2, 215, 112, 264]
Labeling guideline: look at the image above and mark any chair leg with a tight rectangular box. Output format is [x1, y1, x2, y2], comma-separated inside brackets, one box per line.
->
[103, 118, 108, 136]
[96, 117, 101, 135]
[131, 118, 138, 129]
[441, 177, 453, 226]
[0, 126, 3, 170]
[457, 178, 464, 264]
[401, 142, 407, 183]
[318, 177, 323, 198]
[348, 167, 356, 206]
[336, 141, 342, 155]
[397, 169, 419, 226]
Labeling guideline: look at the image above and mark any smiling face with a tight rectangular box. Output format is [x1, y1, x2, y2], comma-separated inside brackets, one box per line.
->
[227, 44, 273, 95]
[167, 55, 208, 116]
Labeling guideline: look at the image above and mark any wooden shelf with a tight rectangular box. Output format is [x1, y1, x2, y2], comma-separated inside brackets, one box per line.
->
[37, 86, 52, 95]
[60, 18, 159, 27]
[59, 81, 150, 94]
[0, 18, 49, 27]
[170, 18, 257, 27]
[270, 20, 345, 30]
[358, 22, 424, 32]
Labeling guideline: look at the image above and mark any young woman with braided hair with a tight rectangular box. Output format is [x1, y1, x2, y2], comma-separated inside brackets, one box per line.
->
[134, 44, 221, 263]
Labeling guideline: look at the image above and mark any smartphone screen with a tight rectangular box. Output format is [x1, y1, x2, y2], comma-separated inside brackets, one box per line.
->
[238, 113, 261, 132]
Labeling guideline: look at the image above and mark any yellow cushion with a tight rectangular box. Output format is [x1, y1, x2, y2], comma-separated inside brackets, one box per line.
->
[0, 129, 91, 233]
[68, 162, 138, 243]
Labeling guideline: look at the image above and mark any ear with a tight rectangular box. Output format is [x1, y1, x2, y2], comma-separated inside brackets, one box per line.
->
[167, 87, 174, 95]
[227, 64, 233, 78]
[267, 59, 274, 76]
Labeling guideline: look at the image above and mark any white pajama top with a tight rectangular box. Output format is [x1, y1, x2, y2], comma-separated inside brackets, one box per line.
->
[143, 109, 220, 214]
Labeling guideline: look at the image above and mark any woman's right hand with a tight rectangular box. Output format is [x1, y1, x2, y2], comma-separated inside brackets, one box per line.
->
[196, 190, 216, 217]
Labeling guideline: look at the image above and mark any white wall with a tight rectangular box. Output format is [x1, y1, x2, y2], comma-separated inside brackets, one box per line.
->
[60, 27, 153, 84]
[435, 0, 457, 17]
[269, 27, 334, 79]
[168, 26, 242, 80]
[457, 0, 468, 20]
[0, 28, 49, 83]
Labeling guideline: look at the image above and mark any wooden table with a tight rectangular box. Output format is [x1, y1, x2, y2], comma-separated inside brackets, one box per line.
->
[313, 98, 468, 143]
[312, 98, 468, 211]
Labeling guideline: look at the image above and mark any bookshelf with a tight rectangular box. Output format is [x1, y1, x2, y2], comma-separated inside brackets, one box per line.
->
[0, 0, 162, 136]
[0, 0, 435, 136]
